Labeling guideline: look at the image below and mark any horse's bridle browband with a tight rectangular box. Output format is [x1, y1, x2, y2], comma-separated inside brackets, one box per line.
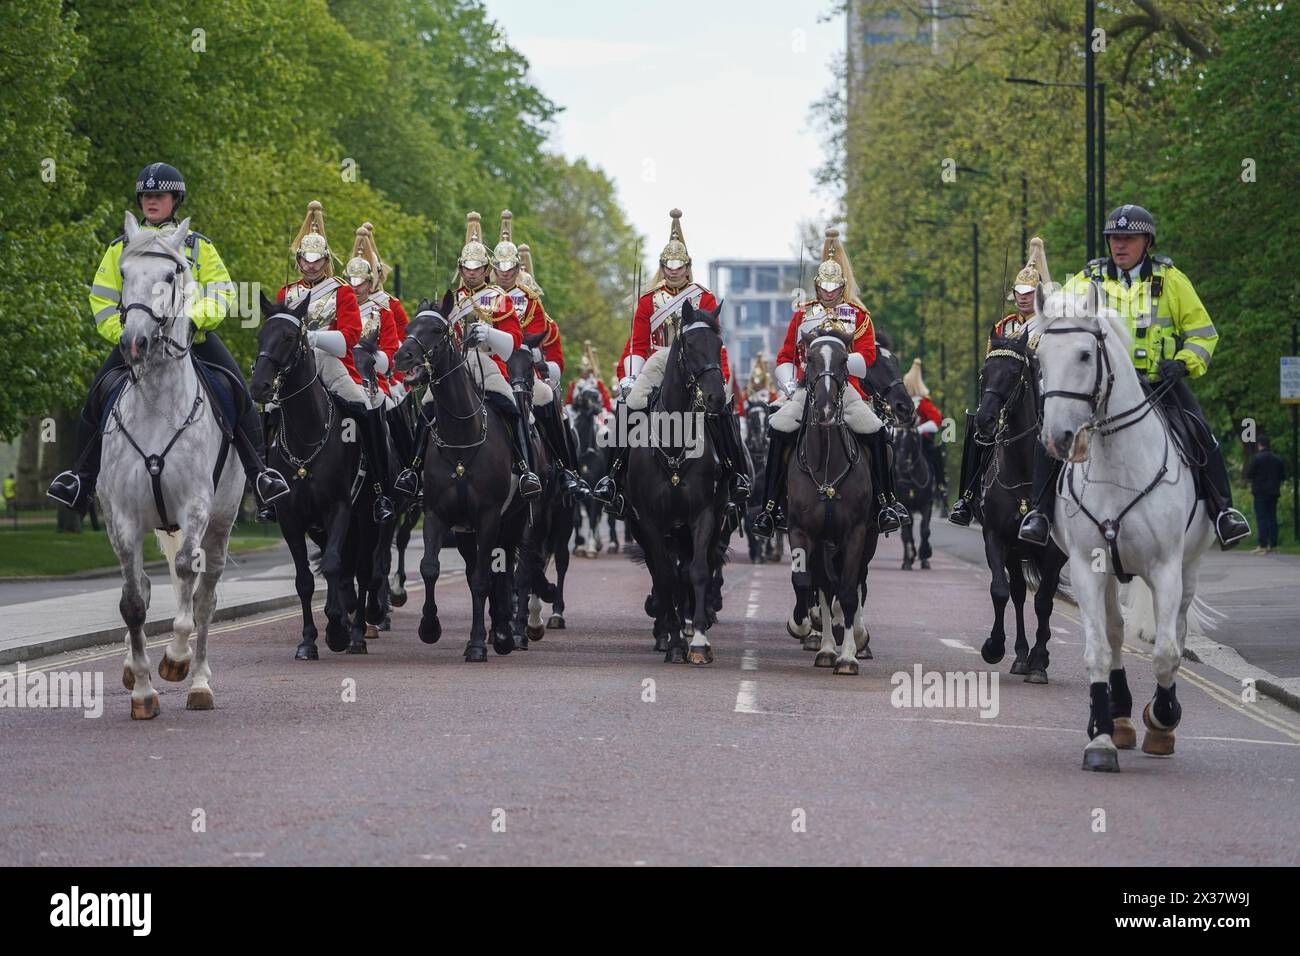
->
[405, 309, 487, 452]
[675, 321, 723, 413]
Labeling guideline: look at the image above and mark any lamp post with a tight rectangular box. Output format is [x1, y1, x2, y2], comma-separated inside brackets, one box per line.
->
[1006, 74, 1107, 256]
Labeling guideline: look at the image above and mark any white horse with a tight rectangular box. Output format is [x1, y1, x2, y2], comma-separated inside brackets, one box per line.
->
[98, 213, 244, 719]
[1033, 282, 1213, 772]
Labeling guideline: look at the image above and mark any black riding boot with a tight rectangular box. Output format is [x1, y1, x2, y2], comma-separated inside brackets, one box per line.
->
[46, 397, 104, 514]
[395, 411, 431, 498]
[255, 410, 278, 522]
[1018, 443, 1062, 545]
[230, 401, 290, 514]
[592, 408, 628, 513]
[752, 428, 795, 539]
[511, 389, 543, 499]
[950, 413, 991, 527]
[357, 406, 396, 525]
[537, 399, 585, 497]
[715, 413, 752, 504]
[866, 430, 902, 534]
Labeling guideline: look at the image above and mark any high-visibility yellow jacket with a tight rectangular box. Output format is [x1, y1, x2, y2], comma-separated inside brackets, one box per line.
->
[3, 477, 15, 501]
[89, 220, 235, 344]
[1063, 255, 1217, 379]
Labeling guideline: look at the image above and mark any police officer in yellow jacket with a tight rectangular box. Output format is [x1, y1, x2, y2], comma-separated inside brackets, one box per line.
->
[48, 163, 290, 513]
[1018, 204, 1250, 549]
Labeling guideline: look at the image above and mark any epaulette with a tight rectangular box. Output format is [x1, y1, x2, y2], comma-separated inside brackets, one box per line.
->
[1151, 253, 1173, 267]
[1085, 257, 1109, 276]
[111, 233, 128, 247]
[852, 308, 873, 341]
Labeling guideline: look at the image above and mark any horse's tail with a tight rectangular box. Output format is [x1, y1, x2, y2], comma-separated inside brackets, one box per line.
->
[1120, 579, 1223, 645]
[622, 541, 647, 566]
[1023, 558, 1075, 605]
[155, 529, 184, 602]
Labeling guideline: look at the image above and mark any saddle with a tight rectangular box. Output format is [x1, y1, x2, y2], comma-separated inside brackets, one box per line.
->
[97, 358, 239, 440]
[1139, 380, 1206, 501]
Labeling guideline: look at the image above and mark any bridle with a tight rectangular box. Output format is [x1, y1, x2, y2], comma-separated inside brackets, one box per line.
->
[673, 320, 724, 414]
[795, 335, 859, 499]
[978, 344, 1036, 448]
[120, 249, 193, 362]
[404, 308, 486, 452]
[256, 309, 334, 479]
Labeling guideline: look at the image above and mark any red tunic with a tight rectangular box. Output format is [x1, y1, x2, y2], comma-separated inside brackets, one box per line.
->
[916, 396, 942, 427]
[387, 297, 409, 384]
[566, 377, 613, 411]
[777, 300, 876, 398]
[454, 283, 521, 380]
[278, 279, 363, 384]
[630, 284, 721, 360]
[619, 326, 731, 383]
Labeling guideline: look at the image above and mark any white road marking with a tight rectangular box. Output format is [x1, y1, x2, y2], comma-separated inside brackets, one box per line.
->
[940, 638, 979, 654]
[746, 604, 759, 619]
[734, 680, 759, 713]
[741, 650, 758, 671]
[232, 852, 265, 859]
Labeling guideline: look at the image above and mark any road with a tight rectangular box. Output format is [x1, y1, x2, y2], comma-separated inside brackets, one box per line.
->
[1, 529, 1297, 866]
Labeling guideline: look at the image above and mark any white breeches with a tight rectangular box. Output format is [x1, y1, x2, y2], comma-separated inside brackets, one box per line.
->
[317, 351, 376, 407]
[625, 349, 668, 411]
[769, 385, 883, 435]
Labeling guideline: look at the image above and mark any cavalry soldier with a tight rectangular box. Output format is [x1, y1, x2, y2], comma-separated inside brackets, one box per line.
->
[747, 354, 775, 406]
[565, 341, 613, 414]
[48, 163, 290, 515]
[903, 359, 945, 493]
[430, 211, 540, 498]
[949, 238, 1050, 527]
[1018, 204, 1250, 549]
[344, 222, 415, 495]
[488, 213, 584, 497]
[275, 200, 396, 525]
[592, 209, 750, 514]
[753, 228, 905, 538]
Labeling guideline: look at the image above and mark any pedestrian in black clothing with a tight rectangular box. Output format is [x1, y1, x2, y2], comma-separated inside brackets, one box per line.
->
[1246, 436, 1286, 552]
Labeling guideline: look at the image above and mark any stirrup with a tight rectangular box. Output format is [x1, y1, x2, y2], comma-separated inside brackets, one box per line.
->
[877, 507, 901, 534]
[602, 492, 626, 517]
[47, 471, 84, 510]
[592, 475, 618, 506]
[893, 501, 912, 527]
[394, 466, 422, 497]
[1018, 511, 1051, 545]
[734, 473, 752, 500]
[949, 499, 974, 527]
[519, 470, 542, 498]
[373, 493, 397, 525]
[1215, 509, 1250, 550]
[255, 468, 291, 504]
[752, 507, 777, 539]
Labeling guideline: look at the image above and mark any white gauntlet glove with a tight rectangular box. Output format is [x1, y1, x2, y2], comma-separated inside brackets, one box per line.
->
[307, 329, 347, 358]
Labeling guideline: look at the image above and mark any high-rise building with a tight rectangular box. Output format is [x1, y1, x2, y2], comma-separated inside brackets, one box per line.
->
[709, 259, 806, 376]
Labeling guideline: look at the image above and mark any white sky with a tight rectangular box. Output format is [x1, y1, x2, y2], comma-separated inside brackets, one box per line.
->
[482, 0, 844, 277]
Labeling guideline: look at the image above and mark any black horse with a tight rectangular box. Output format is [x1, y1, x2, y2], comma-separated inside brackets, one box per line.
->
[623, 301, 730, 665]
[391, 293, 520, 662]
[742, 398, 778, 564]
[972, 328, 1066, 683]
[506, 329, 575, 647]
[894, 424, 935, 570]
[250, 292, 365, 659]
[570, 383, 610, 557]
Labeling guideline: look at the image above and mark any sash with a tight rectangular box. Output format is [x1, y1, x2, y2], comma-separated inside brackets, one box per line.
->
[286, 277, 342, 328]
[449, 287, 500, 326]
[647, 283, 704, 333]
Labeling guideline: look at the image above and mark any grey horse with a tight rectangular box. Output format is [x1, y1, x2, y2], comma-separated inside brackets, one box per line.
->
[97, 212, 244, 718]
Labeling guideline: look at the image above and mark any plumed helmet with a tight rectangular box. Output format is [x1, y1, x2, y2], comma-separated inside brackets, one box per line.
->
[903, 358, 929, 399]
[659, 208, 690, 268]
[135, 162, 186, 208]
[492, 210, 520, 271]
[1103, 204, 1156, 243]
[459, 212, 490, 269]
[291, 201, 332, 270]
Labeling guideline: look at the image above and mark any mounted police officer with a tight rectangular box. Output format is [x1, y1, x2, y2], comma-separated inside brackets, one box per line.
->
[950, 237, 1049, 527]
[48, 163, 290, 514]
[753, 227, 903, 538]
[1018, 205, 1250, 549]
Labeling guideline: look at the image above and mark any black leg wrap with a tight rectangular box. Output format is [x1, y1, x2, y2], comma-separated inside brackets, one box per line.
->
[1087, 681, 1115, 739]
[1108, 668, 1133, 718]
[1152, 683, 1181, 729]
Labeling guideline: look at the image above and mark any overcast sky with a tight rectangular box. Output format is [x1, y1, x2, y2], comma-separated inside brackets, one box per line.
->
[482, 0, 844, 277]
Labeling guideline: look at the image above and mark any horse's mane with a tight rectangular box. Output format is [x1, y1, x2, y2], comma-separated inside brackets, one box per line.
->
[874, 329, 894, 352]
[1037, 287, 1132, 351]
[120, 223, 186, 266]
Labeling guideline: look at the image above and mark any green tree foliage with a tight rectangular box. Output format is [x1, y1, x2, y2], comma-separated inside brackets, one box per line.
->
[0, 0, 641, 441]
[830, 0, 1293, 458]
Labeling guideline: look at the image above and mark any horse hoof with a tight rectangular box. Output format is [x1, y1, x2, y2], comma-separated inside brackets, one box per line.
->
[465, 644, 488, 663]
[378, 615, 391, 632]
[786, 619, 808, 641]
[347, 640, 368, 655]
[921, 559, 931, 569]
[1025, 668, 1049, 685]
[653, 634, 669, 653]
[1081, 744, 1120, 773]
[855, 645, 873, 661]
[122, 666, 135, 690]
[157, 654, 190, 683]
[325, 621, 350, 653]
[515, 633, 529, 651]
[1112, 716, 1137, 749]
[1009, 657, 1029, 676]
[365, 623, 379, 640]
[665, 645, 687, 664]
[833, 659, 859, 676]
[130, 693, 160, 721]
[980, 639, 1006, 665]
[390, 590, 407, 608]
[526, 624, 545, 641]
[186, 687, 214, 711]
[814, 651, 837, 668]
[1140, 703, 1176, 755]
[610, 543, 619, 554]
[294, 643, 319, 661]
[901, 561, 912, 571]
[418, 618, 442, 645]
[802, 634, 820, 652]
[687, 647, 712, 666]
[492, 631, 515, 656]
[546, 614, 565, 630]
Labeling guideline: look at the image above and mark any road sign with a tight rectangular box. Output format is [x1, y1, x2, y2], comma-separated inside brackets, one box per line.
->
[1282, 356, 1300, 405]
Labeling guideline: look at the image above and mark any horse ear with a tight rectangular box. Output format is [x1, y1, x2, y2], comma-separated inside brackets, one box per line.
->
[682, 299, 695, 322]
[259, 291, 275, 319]
[172, 218, 192, 250]
[1035, 282, 1047, 318]
[711, 299, 724, 324]
[440, 289, 454, 316]
[124, 209, 139, 242]
[292, 293, 310, 318]
[1085, 279, 1102, 318]
[416, 297, 430, 314]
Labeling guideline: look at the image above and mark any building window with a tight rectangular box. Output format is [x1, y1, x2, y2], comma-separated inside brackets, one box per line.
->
[741, 300, 769, 327]
[755, 266, 779, 292]
[728, 266, 751, 294]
